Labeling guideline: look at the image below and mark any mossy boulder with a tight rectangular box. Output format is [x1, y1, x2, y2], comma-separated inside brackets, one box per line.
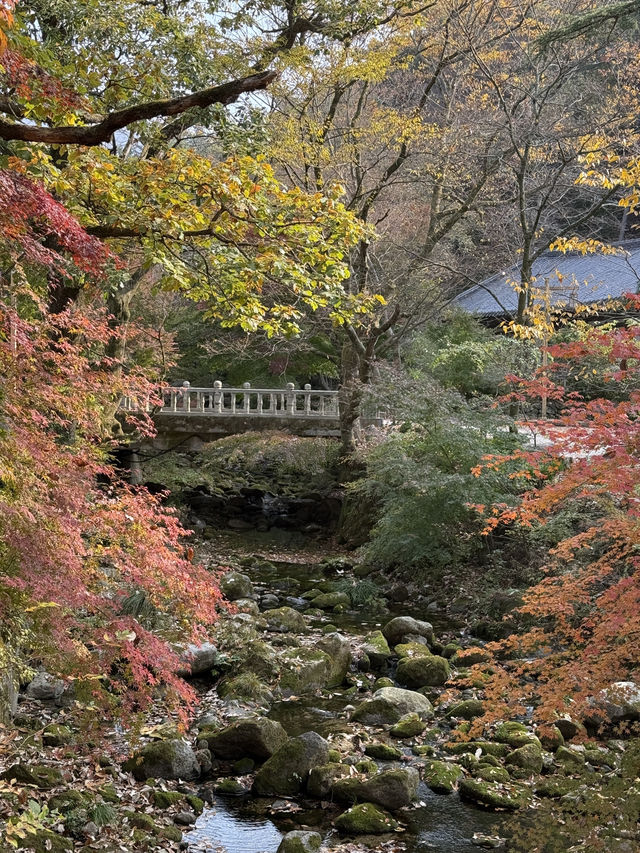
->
[253, 732, 330, 796]
[220, 571, 254, 601]
[554, 745, 585, 771]
[446, 699, 485, 721]
[265, 607, 307, 633]
[459, 778, 531, 810]
[422, 760, 463, 793]
[217, 673, 273, 704]
[494, 721, 541, 749]
[534, 776, 582, 798]
[554, 717, 586, 741]
[42, 724, 73, 747]
[333, 767, 419, 811]
[241, 641, 280, 680]
[505, 743, 543, 774]
[335, 803, 399, 835]
[98, 783, 120, 804]
[445, 741, 510, 758]
[310, 592, 351, 610]
[122, 739, 200, 781]
[396, 655, 450, 688]
[203, 716, 287, 760]
[374, 677, 395, 690]
[215, 778, 249, 796]
[474, 765, 510, 783]
[451, 648, 490, 667]
[277, 830, 322, 853]
[539, 726, 565, 751]
[382, 617, 433, 647]
[279, 648, 335, 695]
[362, 631, 392, 670]
[364, 742, 402, 761]
[390, 713, 426, 738]
[160, 825, 183, 842]
[307, 762, 350, 798]
[152, 790, 184, 809]
[352, 687, 433, 725]
[1, 764, 63, 790]
[394, 642, 432, 659]
[48, 790, 89, 812]
[13, 829, 73, 852]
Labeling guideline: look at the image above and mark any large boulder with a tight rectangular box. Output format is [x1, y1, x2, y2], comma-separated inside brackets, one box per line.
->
[265, 607, 307, 633]
[587, 682, 640, 724]
[277, 831, 322, 853]
[202, 716, 287, 760]
[122, 739, 200, 781]
[25, 671, 66, 702]
[459, 778, 531, 810]
[253, 732, 330, 796]
[351, 687, 433, 725]
[175, 642, 219, 677]
[220, 571, 254, 601]
[307, 763, 351, 798]
[396, 655, 450, 688]
[382, 616, 433, 647]
[333, 767, 420, 811]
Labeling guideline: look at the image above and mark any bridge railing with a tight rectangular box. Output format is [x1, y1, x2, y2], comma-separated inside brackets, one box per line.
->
[120, 382, 340, 419]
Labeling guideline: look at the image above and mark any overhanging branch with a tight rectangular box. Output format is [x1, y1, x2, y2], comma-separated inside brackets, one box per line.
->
[0, 70, 277, 145]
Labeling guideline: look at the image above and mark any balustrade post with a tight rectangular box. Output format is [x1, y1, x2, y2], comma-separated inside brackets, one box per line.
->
[213, 380, 223, 413]
[243, 382, 251, 414]
[182, 381, 191, 412]
[285, 382, 296, 416]
[304, 384, 312, 415]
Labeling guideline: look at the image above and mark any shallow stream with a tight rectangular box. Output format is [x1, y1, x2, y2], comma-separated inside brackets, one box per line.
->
[185, 532, 502, 853]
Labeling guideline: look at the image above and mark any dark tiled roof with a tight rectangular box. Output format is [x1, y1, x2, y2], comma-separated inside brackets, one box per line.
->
[454, 239, 640, 317]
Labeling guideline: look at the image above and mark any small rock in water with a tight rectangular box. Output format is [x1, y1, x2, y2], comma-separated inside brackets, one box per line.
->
[472, 833, 506, 848]
[173, 811, 197, 826]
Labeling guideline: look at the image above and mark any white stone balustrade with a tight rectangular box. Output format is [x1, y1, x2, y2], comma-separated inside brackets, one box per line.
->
[119, 381, 340, 419]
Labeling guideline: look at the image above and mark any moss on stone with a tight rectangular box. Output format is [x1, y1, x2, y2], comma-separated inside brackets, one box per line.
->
[474, 765, 510, 783]
[459, 778, 531, 810]
[494, 721, 541, 749]
[217, 673, 273, 703]
[554, 745, 586, 771]
[364, 742, 402, 761]
[14, 829, 73, 852]
[422, 760, 463, 794]
[446, 699, 485, 721]
[2, 764, 63, 790]
[152, 790, 184, 809]
[390, 713, 426, 739]
[159, 825, 183, 842]
[98, 783, 120, 804]
[534, 776, 582, 798]
[355, 759, 378, 774]
[185, 794, 204, 815]
[335, 802, 399, 835]
[215, 779, 248, 795]
[505, 743, 543, 774]
[374, 677, 395, 690]
[396, 655, 450, 688]
[232, 757, 255, 774]
[394, 642, 432, 659]
[445, 741, 510, 758]
[48, 790, 89, 812]
[42, 724, 73, 747]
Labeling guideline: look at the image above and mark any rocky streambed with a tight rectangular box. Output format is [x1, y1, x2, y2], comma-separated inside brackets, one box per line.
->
[4, 535, 640, 853]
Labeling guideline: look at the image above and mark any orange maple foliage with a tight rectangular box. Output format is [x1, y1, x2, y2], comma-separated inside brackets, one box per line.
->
[473, 301, 640, 727]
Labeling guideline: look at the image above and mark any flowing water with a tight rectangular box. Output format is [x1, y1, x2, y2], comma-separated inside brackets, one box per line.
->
[186, 531, 502, 853]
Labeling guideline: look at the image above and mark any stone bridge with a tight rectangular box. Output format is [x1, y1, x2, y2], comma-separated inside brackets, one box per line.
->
[120, 382, 343, 445]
